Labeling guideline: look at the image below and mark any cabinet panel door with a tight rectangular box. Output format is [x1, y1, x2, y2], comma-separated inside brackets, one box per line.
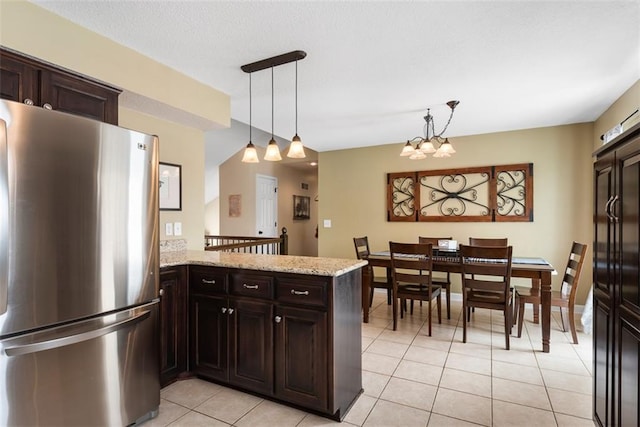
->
[40, 70, 119, 124]
[0, 52, 37, 103]
[228, 299, 274, 396]
[190, 295, 228, 381]
[594, 295, 614, 427]
[159, 267, 187, 387]
[275, 306, 328, 411]
[594, 154, 615, 298]
[618, 318, 639, 427]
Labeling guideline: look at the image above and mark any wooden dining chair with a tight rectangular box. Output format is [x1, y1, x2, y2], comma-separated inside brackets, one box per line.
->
[515, 241, 587, 344]
[389, 241, 442, 334]
[353, 236, 392, 306]
[459, 244, 514, 349]
[419, 236, 452, 319]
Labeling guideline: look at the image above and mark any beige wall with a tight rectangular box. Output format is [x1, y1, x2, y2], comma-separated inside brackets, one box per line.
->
[219, 148, 318, 257]
[0, 0, 229, 251]
[319, 123, 594, 304]
[205, 198, 220, 235]
[593, 79, 640, 150]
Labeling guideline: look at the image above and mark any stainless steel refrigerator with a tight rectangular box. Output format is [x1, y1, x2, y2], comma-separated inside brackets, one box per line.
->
[0, 99, 160, 426]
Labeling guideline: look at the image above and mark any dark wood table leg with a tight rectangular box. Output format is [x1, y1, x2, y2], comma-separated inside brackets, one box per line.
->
[532, 278, 540, 324]
[362, 265, 371, 323]
[540, 271, 552, 353]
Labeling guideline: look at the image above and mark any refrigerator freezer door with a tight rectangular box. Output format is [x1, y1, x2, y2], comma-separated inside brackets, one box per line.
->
[0, 100, 159, 337]
[0, 119, 7, 315]
[0, 301, 160, 426]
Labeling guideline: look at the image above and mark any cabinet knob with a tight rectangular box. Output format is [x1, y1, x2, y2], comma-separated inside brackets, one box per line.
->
[274, 316, 282, 323]
[23, 98, 34, 106]
[42, 103, 53, 110]
[159, 289, 164, 297]
[227, 308, 234, 315]
[221, 307, 227, 314]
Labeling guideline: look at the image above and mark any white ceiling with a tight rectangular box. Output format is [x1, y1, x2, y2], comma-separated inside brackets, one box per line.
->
[31, 0, 640, 156]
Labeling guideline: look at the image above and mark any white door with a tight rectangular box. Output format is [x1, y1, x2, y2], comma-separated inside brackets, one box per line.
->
[256, 174, 278, 237]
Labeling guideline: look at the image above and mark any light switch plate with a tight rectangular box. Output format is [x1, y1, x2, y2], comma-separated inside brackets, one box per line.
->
[174, 222, 182, 236]
[165, 223, 173, 236]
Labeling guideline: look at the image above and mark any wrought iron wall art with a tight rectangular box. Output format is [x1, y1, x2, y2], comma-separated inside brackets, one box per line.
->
[387, 163, 533, 222]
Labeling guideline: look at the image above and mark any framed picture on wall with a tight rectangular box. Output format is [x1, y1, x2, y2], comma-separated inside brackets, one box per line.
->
[293, 195, 310, 220]
[159, 162, 182, 211]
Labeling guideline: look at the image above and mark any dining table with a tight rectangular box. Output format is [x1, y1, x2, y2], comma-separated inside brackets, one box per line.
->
[362, 250, 557, 353]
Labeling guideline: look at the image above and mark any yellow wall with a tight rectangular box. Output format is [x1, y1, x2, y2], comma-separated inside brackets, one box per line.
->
[120, 109, 204, 249]
[319, 123, 594, 304]
[220, 148, 319, 257]
[0, 0, 229, 250]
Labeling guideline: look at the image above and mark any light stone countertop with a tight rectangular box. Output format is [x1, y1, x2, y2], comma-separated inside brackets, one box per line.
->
[160, 250, 367, 277]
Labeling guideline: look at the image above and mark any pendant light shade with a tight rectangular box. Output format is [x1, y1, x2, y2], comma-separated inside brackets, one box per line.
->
[264, 67, 282, 162]
[287, 60, 306, 159]
[241, 142, 259, 163]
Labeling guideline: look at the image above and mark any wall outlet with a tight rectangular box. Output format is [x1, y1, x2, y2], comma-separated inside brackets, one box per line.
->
[174, 222, 182, 236]
[165, 222, 173, 236]
[323, 219, 332, 228]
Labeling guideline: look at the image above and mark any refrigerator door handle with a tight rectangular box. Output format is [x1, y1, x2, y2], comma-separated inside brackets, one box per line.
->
[0, 119, 8, 315]
[4, 309, 151, 357]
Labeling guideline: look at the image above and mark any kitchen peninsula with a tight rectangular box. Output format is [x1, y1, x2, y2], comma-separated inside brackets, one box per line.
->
[159, 250, 366, 421]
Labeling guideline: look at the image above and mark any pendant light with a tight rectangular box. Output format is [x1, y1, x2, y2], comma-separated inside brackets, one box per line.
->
[287, 60, 306, 158]
[264, 67, 282, 161]
[241, 73, 259, 163]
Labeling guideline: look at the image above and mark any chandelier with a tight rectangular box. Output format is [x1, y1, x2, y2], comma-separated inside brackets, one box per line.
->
[401, 100, 460, 159]
[240, 50, 307, 163]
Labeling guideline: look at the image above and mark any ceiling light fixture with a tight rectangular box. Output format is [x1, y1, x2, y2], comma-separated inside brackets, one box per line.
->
[240, 50, 307, 163]
[240, 73, 259, 163]
[401, 100, 460, 160]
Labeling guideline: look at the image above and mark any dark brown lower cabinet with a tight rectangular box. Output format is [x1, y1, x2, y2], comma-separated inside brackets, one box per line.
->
[159, 266, 187, 387]
[189, 266, 362, 421]
[275, 305, 327, 411]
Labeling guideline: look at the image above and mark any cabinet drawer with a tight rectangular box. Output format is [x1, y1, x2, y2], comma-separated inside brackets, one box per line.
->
[231, 274, 274, 299]
[277, 278, 327, 308]
[190, 267, 227, 295]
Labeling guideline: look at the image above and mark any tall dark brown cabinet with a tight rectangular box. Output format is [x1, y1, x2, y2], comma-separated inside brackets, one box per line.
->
[593, 122, 640, 427]
[0, 48, 120, 124]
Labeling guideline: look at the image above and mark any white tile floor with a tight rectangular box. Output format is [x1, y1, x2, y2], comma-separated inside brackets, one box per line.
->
[145, 293, 594, 426]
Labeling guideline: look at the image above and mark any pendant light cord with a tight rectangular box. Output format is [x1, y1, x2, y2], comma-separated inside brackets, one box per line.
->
[249, 73, 252, 142]
[271, 67, 274, 139]
[295, 60, 298, 134]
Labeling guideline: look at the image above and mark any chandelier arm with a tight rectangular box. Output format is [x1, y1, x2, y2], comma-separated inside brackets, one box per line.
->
[435, 105, 457, 138]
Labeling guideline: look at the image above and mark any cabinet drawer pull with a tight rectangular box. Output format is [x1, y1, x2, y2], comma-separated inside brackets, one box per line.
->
[42, 103, 53, 110]
[243, 284, 259, 289]
[291, 289, 310, 296]
[221, 307, 227, 314]
[202, 278, 216, 284]
[274, 316, 282, 323]
[228, 308, 234, 315]
[23, 98, 34, 106]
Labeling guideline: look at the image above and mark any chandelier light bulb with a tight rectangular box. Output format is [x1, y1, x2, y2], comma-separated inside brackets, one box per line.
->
[400, 141, 415, 156]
